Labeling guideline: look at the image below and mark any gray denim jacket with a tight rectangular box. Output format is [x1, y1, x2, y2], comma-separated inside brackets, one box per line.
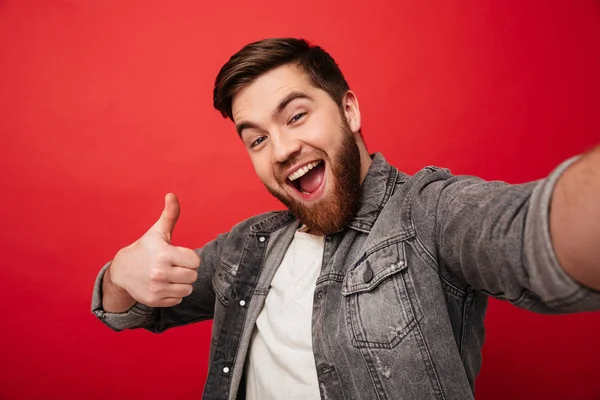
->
[91, 153, 600, 400]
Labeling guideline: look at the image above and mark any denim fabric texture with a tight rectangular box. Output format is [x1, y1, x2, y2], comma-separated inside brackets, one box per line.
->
[92, 153, 600, 400]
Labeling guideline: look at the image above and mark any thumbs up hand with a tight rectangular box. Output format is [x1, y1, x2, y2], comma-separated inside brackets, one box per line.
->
[108, 193, 201, 308]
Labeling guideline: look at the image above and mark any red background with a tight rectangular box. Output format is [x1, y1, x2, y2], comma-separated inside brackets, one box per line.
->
[1, 1, 599, 399]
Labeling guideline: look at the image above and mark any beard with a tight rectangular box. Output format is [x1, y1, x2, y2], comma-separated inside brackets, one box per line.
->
[265, 116, 363, 235]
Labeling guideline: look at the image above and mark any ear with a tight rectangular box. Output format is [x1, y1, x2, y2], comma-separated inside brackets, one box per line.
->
[342, 91, 361, 133]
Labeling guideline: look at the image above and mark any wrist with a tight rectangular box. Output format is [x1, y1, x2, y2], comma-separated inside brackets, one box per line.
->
[102, 261, 136, 313]
[105, 263, 128, 295]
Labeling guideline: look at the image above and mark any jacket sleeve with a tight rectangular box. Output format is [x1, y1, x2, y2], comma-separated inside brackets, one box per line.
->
[90, 232, 228, 332]
[412, 157, 600, 313]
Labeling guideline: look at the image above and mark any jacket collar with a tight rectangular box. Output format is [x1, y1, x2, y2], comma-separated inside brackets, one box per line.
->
[346, 152, 402, 233]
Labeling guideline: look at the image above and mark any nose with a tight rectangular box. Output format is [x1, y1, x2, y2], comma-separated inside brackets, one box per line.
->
[270, 130, 301, 164]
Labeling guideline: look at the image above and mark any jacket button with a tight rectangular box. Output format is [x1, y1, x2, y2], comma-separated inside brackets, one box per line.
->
[223, 367, 230, 374]
[363, 264, 374, 283]
[258, 236, 266, 242]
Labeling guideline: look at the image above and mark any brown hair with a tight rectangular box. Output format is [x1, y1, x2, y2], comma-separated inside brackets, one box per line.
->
[213, 37, 350, 121]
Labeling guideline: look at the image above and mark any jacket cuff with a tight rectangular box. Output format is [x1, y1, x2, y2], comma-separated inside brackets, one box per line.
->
[91, 262, 154, 331]
[524, 155, 600, 312]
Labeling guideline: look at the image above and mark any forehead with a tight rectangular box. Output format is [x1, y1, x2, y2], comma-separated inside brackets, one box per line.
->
[231, 64, 318, 122]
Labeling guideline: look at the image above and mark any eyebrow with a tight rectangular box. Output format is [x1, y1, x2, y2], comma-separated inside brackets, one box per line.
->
[235, 91, 313, 137]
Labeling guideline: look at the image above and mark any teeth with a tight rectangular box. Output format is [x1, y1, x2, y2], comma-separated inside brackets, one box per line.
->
[288, 160, 322, 182]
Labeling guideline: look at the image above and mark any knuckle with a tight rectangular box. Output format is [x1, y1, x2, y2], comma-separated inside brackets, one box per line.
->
[156, 251, 170, 264]
[149, 267, 165, 282]
[147, 283, 160, 295]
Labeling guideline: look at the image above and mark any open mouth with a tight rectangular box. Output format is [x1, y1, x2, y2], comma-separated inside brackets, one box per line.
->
[286, 160, 326, 200]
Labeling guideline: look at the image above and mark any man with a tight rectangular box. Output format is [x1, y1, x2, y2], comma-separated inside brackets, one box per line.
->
[91, 38, 600, 400]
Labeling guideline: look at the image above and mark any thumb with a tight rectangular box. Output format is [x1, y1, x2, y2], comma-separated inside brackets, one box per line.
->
[151, 193, 180, 241]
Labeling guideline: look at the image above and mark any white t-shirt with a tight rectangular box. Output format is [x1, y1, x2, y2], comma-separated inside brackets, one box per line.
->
[245, 229, 324, 400]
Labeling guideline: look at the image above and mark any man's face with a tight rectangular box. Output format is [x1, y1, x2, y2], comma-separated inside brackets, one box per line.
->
[231, 64, 365, 235]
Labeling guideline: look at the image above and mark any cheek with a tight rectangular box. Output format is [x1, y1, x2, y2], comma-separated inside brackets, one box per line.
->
[306, 117, 342, 150]
[250, 154, 276, 184]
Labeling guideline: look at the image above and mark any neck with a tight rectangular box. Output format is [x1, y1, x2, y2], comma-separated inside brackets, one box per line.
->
[298, 224, 324, 236]
[354, 134, 373, 185]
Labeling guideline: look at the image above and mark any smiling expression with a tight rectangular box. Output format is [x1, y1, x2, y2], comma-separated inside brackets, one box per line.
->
[231, 63, 370, 235]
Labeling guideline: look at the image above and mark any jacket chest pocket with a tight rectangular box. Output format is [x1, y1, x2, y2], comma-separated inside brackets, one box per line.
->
[342, 239, 422, 349]
[212, 260, 238, 307]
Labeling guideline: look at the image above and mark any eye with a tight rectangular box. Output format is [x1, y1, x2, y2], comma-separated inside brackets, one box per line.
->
[288, 112, 306, 124]
[251, 136, 267, 148]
